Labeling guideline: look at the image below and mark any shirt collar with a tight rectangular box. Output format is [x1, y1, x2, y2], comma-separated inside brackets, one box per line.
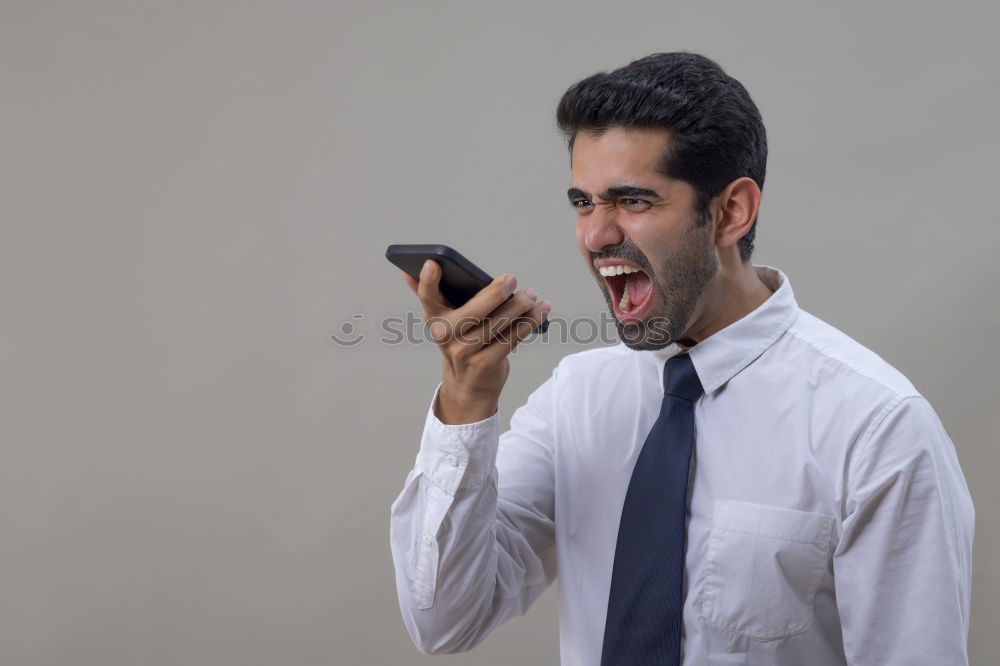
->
[647, 264, 800, 396]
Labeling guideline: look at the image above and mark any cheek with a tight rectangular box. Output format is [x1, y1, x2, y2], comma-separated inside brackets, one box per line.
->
[618, 220, 654, 253]
[633, 209, 689, 239]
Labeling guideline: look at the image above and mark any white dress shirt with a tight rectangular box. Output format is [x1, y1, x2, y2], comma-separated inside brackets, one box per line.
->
[389, 264, 975, 665]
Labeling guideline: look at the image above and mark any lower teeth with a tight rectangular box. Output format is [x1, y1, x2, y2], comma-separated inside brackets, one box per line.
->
[619, 279, 631, 311]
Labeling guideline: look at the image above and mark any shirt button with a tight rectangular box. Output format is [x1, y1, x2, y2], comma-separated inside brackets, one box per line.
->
[447, 454, 458, 467]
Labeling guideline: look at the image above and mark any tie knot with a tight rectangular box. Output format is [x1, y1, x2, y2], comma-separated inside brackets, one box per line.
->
[664, 352, 704, 401]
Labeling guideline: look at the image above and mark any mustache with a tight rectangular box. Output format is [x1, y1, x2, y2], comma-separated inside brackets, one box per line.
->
[590, 243, 652, 273]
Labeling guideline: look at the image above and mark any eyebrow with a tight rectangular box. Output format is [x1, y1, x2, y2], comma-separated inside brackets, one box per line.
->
[566, 185, 663, 202]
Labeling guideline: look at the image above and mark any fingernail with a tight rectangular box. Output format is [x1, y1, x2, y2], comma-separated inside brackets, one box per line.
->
[525, 288, 538, 301]
[421, 260, 432, 278]
[540, 300, 551, 314]
[505, 275, 517, 292]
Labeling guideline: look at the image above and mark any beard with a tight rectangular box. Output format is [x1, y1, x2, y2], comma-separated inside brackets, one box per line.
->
[596, 212, 718, 351]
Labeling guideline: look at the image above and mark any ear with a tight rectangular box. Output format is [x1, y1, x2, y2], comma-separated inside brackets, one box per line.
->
[713, 177, 761, 252]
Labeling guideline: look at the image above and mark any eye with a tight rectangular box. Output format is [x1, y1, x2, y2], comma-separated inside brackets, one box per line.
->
[619, 198, 652, 211]
[570, 199, 594, 211]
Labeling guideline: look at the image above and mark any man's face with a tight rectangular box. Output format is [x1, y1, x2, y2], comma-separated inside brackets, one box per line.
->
[569, 127, 719, 350]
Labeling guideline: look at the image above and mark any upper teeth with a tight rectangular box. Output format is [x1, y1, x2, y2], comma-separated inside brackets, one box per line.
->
[599, 265, 640, 276]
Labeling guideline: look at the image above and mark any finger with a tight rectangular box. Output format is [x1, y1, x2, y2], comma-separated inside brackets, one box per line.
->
[452, 287, 536, 349]
[481, 300, 550, 362]
[402, 271, 419, 295]
[479, 287, 540, 345]
[452, 273, 519, 337]
[416, 260, 450, 318]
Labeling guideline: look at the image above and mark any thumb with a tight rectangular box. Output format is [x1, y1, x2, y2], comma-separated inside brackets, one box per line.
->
[402, 271, 419, 295]
[416, 259, 450, 316]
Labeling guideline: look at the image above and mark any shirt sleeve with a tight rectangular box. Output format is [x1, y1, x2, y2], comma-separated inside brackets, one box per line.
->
[388, 368, 559, 655]
[833, 395, 975, 665]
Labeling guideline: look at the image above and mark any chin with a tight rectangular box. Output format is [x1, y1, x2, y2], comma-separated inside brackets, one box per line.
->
[612, 309, 679, 350]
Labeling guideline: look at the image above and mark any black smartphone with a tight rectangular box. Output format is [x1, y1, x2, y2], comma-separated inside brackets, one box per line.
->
[385, 244, 549, 334]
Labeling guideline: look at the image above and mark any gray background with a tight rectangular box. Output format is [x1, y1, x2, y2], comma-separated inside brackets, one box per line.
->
[1, 1, 996, 664]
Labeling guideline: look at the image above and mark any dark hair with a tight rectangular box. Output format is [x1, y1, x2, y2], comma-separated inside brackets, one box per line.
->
[556, 52, 767, 263]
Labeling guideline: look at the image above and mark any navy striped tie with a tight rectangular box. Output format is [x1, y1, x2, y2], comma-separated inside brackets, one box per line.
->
[601, 352, 704, 665]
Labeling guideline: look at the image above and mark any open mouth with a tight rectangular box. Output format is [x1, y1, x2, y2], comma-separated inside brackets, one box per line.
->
[600, 265, 654, 320]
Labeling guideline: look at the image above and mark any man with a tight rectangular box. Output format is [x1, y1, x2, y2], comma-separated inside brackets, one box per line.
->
[388, 52, 975, 665]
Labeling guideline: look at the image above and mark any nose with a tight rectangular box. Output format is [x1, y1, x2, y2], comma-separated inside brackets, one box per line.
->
[580, 207, 625, 254]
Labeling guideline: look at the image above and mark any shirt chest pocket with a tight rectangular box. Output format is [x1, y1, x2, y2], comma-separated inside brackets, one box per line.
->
[698, 500, 835, 642]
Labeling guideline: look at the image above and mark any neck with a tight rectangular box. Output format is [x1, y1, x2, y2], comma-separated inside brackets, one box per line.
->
[683, 261, 774, 343]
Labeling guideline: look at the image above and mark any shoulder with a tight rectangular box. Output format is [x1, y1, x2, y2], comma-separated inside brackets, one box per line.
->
[779, 307, 922, 405]
[551, 342, 635, 382]
[746, 307, 944, 468]
[782, 309, 964, 470]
